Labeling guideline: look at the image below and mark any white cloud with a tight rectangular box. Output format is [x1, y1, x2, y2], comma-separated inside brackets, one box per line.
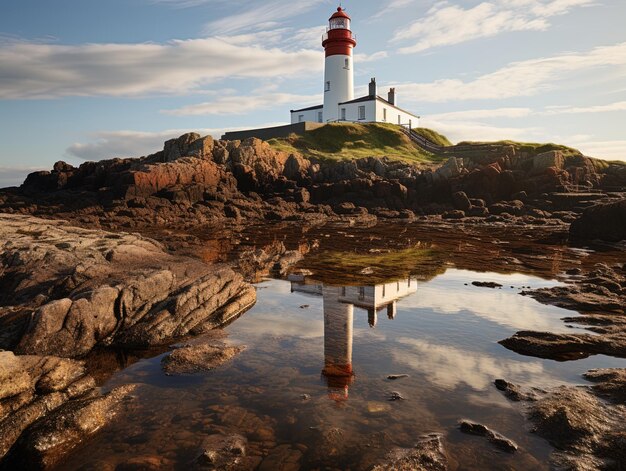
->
[429, 107, 533, 120]
[394, 0, 595, 54]
[371, 0, 418, 19]
[162, 92, 320, 116]
[0, 37, 321, 99]
[203, 0, 326, 35]
[395, 42, 626, 103]
[563, 138, 626, 161]
[355, 51, 389, 63]
[544, 100, 626, 114]
[420, 117, 541, 143]
[394, 337, 545, 390]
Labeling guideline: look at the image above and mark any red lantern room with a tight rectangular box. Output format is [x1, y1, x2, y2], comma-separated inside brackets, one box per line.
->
[322, 7, 357, 57]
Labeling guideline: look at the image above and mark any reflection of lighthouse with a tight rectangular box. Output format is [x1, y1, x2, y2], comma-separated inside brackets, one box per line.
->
[321, 286, 354, 400]
[290, 277, 417, 401]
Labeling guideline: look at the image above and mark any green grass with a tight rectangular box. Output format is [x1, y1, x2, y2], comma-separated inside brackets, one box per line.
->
[455, 139, 582, 157]
[412, 127, 452, 147]
[267, 122, 443, 163]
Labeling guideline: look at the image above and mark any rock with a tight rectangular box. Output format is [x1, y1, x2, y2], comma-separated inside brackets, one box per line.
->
[161, 342, 244, 375]
[0, 214, 256, 356]
[388, 391, 404, 401]
[442, 210, 465, 220]
[258, 444, 302, 471]
[521, 370, 626, 468]
[451, 191, 471, 211]
[459, 420, 518, 453]
[533, 150, 564, 172]
[387, 374, 409, 380]
[494, 379, 536, 402]
[370, 433, 448, 471]
[4, 385, 135, 470]
[471, 281, 502, 288]
[570, 198, 626, 242]
[195, 433, 250, 470]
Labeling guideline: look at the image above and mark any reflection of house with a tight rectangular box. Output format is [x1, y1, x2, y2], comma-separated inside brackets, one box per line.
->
[291, 277, 417, 400]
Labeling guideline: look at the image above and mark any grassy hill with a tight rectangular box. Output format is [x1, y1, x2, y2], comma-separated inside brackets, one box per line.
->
[267, 122, 623, 169]
[267, 122, 443, 163]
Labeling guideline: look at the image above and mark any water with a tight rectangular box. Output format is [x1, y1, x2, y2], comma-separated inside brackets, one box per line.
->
[59, 262, 626, 470]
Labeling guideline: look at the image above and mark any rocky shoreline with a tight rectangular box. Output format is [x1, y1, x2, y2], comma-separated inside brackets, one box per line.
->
[0, 132, 625, 469]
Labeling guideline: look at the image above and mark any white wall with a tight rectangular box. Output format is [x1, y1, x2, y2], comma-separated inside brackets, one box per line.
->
[323, 54, 354, 122]
[290, 108, 323, 124]
[375, 101, 419, 128]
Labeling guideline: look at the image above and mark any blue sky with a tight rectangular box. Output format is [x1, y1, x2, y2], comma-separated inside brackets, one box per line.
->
[1, 0, 625, 186]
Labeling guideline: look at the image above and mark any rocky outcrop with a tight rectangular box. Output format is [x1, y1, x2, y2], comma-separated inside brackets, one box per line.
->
[458, 420, 518, 453]
[500, 263, 626, 360]
[370, 433, 448, 471]
[570, 198, 626, 241]
[0, 350, 134, 466]
[161, 342, 245, 375]
[3, 385, 135, 470]
[497, 370, 626, 470]
[0, 214, 256, 357]
[4, 131, 624, 233]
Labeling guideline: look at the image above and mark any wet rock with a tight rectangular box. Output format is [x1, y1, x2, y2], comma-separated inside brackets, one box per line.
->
[458, 420, 518, 453]
[387, 374, 409, 380]
[451, 191, 471, 211]
[442, 210, 465, 220]
[0, 352, 97, 460]
[194, 433, 252, 470]
[570, 198, 626, 242]
[161, 342, 245, 375]
[4, 385, 135, 470]
[1, 214, 256, 356]
[258, 444, 302, 471]
[388, 391, 404, 401]
[494, 379, 536, 402]
[370, 433, 448, 471]
[471, 281, 502, 288]
[497, 373, 626, 469]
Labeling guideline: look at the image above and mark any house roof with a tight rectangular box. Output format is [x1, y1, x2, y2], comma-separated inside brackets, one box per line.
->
[339, 95, 419, 118]
[290, 104, 323, 113]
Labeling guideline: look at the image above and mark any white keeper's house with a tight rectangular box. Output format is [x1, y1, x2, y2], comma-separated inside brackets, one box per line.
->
[290, 6, 419, 128]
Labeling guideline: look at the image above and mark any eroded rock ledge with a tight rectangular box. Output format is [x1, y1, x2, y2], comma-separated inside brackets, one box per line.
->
[496, 369, 626, 470]
[0, 214, 256, 357]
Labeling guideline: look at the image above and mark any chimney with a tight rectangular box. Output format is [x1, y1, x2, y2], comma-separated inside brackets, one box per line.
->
[369, 78, 377, 97]
[388, 88, 396, 106]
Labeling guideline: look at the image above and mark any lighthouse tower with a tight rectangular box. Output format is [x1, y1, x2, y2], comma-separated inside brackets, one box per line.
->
[322, 7, 356, 122]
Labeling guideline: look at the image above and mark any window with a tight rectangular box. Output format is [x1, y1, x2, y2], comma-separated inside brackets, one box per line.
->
[341, 286, 346, 296]
[398, 114, 401, 124]
[330, 18, 350, 30]
[325, 81, 330, 92]
[358, 105, 365, 120]
[383, 108, 387, 121]
[344, 58, 350, 69]
[298, 114, 304, 123]
[359, 286, 365, 300]
[341, 108, 346, 121]
[409, 119, 412, 128]
[382, 284, 386, 297]
[318, 111, 323, 123]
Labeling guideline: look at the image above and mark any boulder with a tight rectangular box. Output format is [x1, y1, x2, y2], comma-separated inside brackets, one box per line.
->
[570, 198, 626, 242]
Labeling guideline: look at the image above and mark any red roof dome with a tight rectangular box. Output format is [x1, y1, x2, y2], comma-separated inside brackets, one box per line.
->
[330, 7, 351, 20]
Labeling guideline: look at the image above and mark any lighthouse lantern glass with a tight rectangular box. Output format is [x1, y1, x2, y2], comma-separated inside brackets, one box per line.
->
[329, 18, 350, 30]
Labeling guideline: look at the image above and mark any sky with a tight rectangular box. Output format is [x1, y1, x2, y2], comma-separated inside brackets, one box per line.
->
[1, 0, 625, 187]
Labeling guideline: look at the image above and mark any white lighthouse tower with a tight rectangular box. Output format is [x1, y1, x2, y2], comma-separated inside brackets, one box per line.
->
[322, 7, 356, 122]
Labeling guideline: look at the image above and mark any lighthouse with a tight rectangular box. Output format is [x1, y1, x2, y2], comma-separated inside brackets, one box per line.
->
[322, 7, 356, 123]
[283, 6, 420, 132]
